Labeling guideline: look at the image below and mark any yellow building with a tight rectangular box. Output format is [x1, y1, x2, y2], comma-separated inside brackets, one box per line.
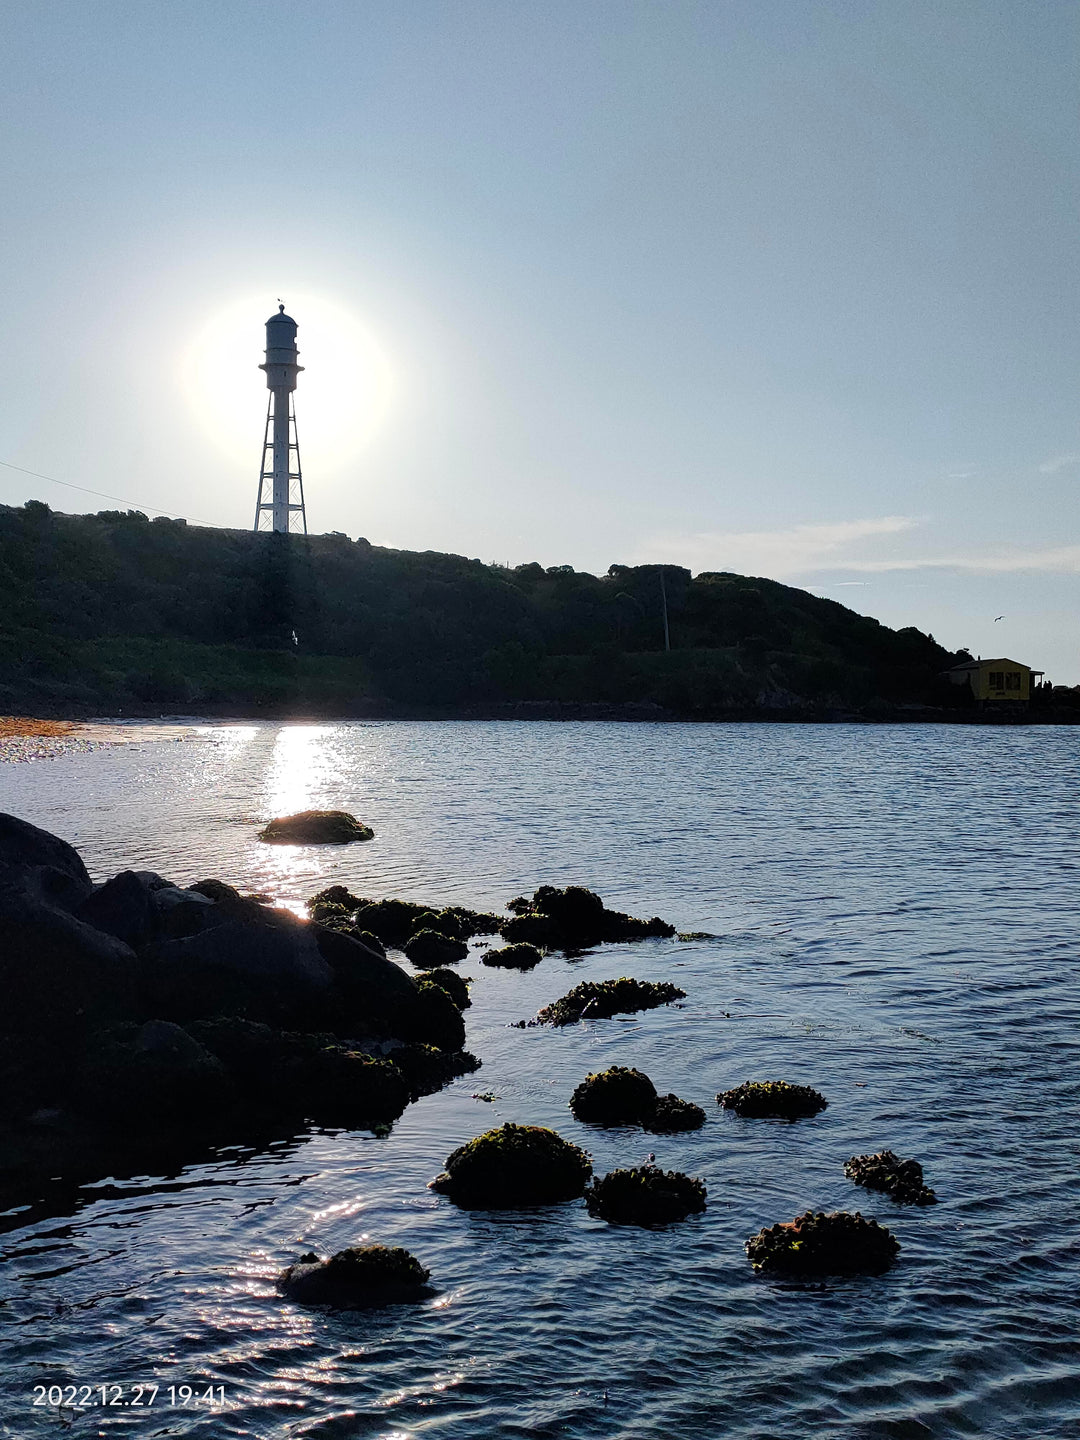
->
[946, 657, 1042, 704]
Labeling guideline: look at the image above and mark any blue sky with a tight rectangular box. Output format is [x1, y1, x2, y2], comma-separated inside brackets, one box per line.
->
[2, 1, 1078, 679]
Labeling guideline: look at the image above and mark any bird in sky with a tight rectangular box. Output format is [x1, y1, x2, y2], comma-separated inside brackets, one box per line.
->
[994, 615, 1005, 621]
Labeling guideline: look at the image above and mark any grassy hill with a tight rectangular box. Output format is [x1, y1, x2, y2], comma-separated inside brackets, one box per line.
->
[0, 500, 968, 717]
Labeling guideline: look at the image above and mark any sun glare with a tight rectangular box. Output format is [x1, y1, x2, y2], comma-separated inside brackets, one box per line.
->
[181, 291, 395, 475]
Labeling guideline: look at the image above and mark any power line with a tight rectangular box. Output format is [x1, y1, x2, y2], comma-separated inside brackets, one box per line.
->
[0, 457, 217, 527]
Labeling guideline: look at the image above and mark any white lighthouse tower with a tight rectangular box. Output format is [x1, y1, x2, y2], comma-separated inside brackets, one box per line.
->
[254, 304, 307, 533]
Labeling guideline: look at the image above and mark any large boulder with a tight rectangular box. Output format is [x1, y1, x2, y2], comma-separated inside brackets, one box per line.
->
[79, 1019, 234, 1126]
[844, 1150, 937, 1206]
[258, 811, 374, 844]
[141, 913, 335, 1024]
[403, 929, 469, 968]
[0, 880, 138, 1037]
[429, 1123, 592, 1208]
[278, 1246, 432, 1308]
[0, 813, 91, 892]
[77, 870, 217, 948]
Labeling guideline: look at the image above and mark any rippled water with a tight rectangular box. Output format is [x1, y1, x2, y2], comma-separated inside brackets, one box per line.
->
[2, 720, 1080, 1439]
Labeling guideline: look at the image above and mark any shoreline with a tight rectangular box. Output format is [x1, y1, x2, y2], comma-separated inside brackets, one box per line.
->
[0, 716, 200, 765]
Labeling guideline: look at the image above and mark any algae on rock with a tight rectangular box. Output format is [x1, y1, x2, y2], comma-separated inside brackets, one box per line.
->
[745, 1210, 899, 1276]
[429, 1122, 592, 1209]
[718, 1081, 827, 1119]
[532, 977, 685, 1027]
[585, 1165, 707, 1227]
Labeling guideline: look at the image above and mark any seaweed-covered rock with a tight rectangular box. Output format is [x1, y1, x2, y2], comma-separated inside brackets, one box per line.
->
[278, 1245, 431, 1308]
[481, 943, 544, 970]
[429, 1123, 592, 1208]
[570, 1066, 657, 1125]
[353, 898, 431, 947]
[405, 980, 467, 1050]
[388, 1043, 481, 1100]
[844, 1150, 937, 1206]
[421, 967, 471, 1009]
[585, 1165, 707, 1227]
[258, 811, 374, 845]
[746, 1210, 899, 1276]
[718, 1081, 827, 1119]
[645, 1094, 706, 1133]
[404, 929, 470, 968]
[500, 885, 675, 952]
[534, 977, 685, 1027]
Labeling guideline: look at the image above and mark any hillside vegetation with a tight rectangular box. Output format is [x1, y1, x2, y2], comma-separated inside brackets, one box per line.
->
[0, 501, 966, 716]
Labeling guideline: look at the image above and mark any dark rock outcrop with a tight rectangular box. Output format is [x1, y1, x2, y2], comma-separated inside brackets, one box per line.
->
[644, 1094, 706, 1133]
[844, 1150, 937, 1206]
[481, 943, 543, 970]
[585, 1165, 707, 1227]
[258, 811, 374, 844]
[420, 968, 471, 1009]
[570, 1066, 657, 1125]
[80, 1019, 234, 1125]
[278, 1245, 432, 1308]
[531, 977, 686, 1027]
[403, 929, 469, 968]
[500, 885, 675, 953]
[718, 1081, 827, 1119]
[429, 1123, 592, 1208]
[745, 1210, 899, 1276]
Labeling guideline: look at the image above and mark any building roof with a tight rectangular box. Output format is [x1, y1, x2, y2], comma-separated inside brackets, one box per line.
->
[947, 657, 1030, 673]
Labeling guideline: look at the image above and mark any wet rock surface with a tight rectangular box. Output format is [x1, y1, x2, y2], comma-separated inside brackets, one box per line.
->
[745, 1210, 900, 1276]
[844, 1150, 937, 1205]
[531, 977, 686, 1027]
[430, 1123, 592, 1209]
[404, 929, 470, 968]
[718, 1081, 828, 1119]
[568, 1067, 706, 1133]
[258, 810, 374, 844]
[278, 1245, 432, 1308]
[645, 1094, 706, 1133]
[585, 1165, 707, 1227]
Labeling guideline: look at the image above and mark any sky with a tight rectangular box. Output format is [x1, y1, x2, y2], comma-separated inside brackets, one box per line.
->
[1, 0, 1078, 679]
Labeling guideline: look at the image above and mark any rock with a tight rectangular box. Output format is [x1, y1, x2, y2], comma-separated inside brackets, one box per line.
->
[717, 1081, 827, 1119]
[533, 977, 685, 1027]
[142, 913, 335, 1024]
[308, 884, 371, 911]
[569, 1068, 704, 1131]
[188, 878, 243, 904]
[185, 1018, 409, 1127]
[402, 980, 466, 1050]
[0, 881, 139, 1037]
[403, 929, 469, 968]
[387, 1043, 481, 1100]
[80, 1020, 234, 1125]
[644, 1094, 706, 1133]
[353, 898, 431, 947]
[570, 1067, 657, 1125]
[420, 968, 471, 1009]
[429, 1123, 592, 1208]
[585, 1165, 707, 1227]
[278, 1245, 431, 1308]
[77, 870, 218, 947]
[481, 943, 544, 970]
[0, 813, 91, 891]
[258, 811, 374, 845]
[844, 1150, 937, 1206]
[745, 1210, 899, 1276]
[499, 884, 676, 952]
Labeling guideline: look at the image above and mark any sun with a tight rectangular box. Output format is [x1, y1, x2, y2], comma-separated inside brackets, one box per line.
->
[181, 291, 395, 475]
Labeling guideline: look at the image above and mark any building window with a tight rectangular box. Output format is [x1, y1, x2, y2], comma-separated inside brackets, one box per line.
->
[989, 671, 1004, 689]
[1005, 672, 1021, 690]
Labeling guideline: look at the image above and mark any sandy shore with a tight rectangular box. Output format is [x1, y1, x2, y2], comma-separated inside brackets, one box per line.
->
[0, 716, 198, 764]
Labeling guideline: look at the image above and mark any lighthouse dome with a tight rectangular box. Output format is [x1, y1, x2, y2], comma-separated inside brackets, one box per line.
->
[266, 306, 296, 327]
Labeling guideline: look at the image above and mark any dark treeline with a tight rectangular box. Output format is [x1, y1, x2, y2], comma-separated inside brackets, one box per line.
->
[0, 500, 1006, 716]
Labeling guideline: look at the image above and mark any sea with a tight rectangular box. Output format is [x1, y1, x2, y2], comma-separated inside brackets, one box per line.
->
[1, 720, 1079, 1439]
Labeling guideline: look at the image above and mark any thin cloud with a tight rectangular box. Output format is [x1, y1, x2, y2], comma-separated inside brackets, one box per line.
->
[1038, 453, 1080, 475]
[841, 544, 1080, 575]
[644, 516, 917, 578]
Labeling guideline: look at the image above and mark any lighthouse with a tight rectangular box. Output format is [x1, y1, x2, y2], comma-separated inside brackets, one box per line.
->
[253, 304, 307, 533]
